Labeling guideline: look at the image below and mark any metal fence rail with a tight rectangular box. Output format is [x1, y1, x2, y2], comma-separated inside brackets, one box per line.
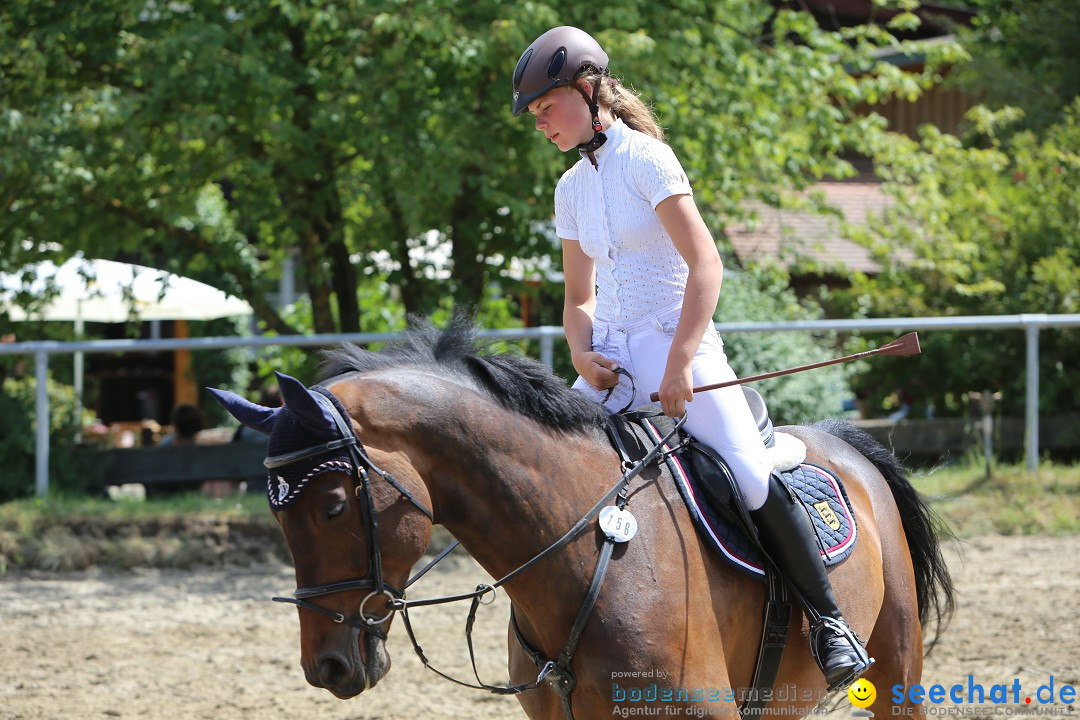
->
[4, 313, 1079, 496]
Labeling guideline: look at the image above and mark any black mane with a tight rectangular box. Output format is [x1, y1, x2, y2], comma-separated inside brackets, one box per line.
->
[317, 313, 609, 433]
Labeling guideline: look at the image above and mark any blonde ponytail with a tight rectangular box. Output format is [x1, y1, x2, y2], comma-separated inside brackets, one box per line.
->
[578, 69, 664, 141]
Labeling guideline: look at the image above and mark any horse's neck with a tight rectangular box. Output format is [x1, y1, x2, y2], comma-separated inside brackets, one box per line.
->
[413, 394, 615, 584]
[348, 371, 616, 589]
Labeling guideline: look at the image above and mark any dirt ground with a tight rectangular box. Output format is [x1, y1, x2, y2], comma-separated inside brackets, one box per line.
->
[2, 534, 1077, 720]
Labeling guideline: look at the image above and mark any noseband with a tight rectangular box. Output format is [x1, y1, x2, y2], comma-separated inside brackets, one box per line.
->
[266, 390, 433, 639]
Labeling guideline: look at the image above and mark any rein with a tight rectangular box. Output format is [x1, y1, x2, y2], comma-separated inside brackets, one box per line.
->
[269, 386, 684, 718]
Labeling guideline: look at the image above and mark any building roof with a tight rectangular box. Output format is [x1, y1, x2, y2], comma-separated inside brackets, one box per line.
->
[726, 182, 903, 275]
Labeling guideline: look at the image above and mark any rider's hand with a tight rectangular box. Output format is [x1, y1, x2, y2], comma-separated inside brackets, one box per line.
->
[572, 351, 621, 391]
[657, 362, 694, 418]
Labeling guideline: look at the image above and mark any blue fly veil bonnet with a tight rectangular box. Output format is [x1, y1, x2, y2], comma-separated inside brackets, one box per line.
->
[208, 371, 356, 510]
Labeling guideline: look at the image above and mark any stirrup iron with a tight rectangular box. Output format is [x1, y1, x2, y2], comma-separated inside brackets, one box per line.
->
[809, 616, 874, 692]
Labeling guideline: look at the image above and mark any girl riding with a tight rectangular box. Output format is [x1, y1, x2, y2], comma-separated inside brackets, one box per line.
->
[511, 25, 871, 691]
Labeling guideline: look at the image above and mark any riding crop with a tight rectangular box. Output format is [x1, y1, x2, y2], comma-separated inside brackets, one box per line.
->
[648, 332, 921, 402]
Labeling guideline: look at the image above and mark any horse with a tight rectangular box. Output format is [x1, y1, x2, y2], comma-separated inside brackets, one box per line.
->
[209, 317, 954, 719]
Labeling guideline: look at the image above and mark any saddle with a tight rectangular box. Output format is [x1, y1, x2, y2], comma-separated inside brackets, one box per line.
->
[607, 387, 859, 716]
[609, 387, 858, 580]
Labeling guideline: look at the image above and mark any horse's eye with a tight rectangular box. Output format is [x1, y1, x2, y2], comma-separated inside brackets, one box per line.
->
[326, 501, 346, 520]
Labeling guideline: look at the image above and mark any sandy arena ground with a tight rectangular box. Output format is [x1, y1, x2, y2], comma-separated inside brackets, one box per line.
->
[2, 534, 1078, 719]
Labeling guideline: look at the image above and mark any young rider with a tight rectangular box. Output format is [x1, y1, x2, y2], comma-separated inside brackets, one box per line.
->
[511, 26, 871, 690]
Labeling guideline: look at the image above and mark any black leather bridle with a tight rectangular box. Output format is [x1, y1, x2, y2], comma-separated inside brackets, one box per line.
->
[266, 388, 433, 639]
[266, 384, 685, 719]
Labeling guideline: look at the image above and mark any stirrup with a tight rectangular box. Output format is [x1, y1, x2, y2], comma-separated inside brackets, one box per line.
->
[809, 617, 874, 692]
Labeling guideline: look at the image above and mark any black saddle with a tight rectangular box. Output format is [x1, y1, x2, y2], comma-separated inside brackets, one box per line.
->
[610, 388, 858, 581]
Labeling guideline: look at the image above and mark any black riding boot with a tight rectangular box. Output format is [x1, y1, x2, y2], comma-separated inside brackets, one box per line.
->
[749, 472, 873, 690]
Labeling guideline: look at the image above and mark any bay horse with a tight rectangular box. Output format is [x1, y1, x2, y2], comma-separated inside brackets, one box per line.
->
[210, 317, 954, 718]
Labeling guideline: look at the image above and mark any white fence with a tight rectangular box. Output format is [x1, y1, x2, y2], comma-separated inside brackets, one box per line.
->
[3, 313, 1080, 496]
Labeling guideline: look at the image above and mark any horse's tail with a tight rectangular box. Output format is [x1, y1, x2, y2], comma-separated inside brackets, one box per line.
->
[814, 419, 956, 648]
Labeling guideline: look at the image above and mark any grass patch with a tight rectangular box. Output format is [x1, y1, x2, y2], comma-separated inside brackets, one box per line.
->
[912, 461, 1080, 538]
[0, 492, 281, 574]
[0, 491, 270, 527]
[1, 461, 1077, 572]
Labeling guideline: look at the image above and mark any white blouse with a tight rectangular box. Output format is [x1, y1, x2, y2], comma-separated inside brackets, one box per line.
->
[554, 118, 694, 325]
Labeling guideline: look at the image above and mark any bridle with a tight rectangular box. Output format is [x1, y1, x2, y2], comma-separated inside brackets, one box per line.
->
[267, 384, 684, 718]
[266, 388, 433, 639]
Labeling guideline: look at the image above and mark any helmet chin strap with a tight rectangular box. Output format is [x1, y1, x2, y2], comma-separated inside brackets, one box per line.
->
[572, 76, 608, 170]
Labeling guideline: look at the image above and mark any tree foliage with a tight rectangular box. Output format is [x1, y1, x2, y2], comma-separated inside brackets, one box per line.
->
[0, 374, 98, 502]
[718, 266, 852, 425]
[826, 0, 1079, 419]
[2, 0, 954, 337]
[835, 101, 1080, 417]
[951, 0, 1080, 135]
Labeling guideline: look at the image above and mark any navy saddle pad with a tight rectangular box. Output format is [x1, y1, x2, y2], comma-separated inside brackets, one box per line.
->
[638, 417, 859, 581]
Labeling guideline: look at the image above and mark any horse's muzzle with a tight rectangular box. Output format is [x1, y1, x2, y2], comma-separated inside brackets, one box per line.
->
[304, 630, 390, 698]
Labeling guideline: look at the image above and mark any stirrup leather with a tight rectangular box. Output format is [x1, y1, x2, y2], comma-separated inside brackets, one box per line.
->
[809, 616, 874, 692]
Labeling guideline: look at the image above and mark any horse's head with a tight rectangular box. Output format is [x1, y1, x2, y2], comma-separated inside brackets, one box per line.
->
[209, 371, 433, 698]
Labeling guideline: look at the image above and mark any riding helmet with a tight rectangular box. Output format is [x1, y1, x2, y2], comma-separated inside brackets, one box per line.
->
[511, 26, 609, 116]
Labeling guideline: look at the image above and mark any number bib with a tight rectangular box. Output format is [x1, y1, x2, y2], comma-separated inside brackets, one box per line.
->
[598, 506, 638, 542]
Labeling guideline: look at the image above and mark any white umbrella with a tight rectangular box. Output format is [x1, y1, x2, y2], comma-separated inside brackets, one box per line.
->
[2, 257, 254, 442]
[1, 256, 253, 322]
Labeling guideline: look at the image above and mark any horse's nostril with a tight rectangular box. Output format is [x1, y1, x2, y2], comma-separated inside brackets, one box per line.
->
[317, 656, 348, 687]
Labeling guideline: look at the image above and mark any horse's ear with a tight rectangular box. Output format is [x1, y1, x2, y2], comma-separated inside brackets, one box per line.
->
[274, 371, 339, 437]
[206, 387, 278, 435]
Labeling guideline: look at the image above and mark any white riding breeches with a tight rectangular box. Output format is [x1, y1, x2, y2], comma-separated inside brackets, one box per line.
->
[572, 302, 773, 510]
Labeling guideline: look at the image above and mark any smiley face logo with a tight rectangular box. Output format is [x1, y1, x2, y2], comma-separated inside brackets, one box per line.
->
[848, 678, 876, 709]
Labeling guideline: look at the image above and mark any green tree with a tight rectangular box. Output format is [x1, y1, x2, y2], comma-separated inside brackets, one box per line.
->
[3, 1, 958, 336]
[0, 374, 99, 501]
[951, 0, 1080, 135]
[719, 266, 852, 425]
[836, 101, 1080, 416]
[827, 0, 1080, 420]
